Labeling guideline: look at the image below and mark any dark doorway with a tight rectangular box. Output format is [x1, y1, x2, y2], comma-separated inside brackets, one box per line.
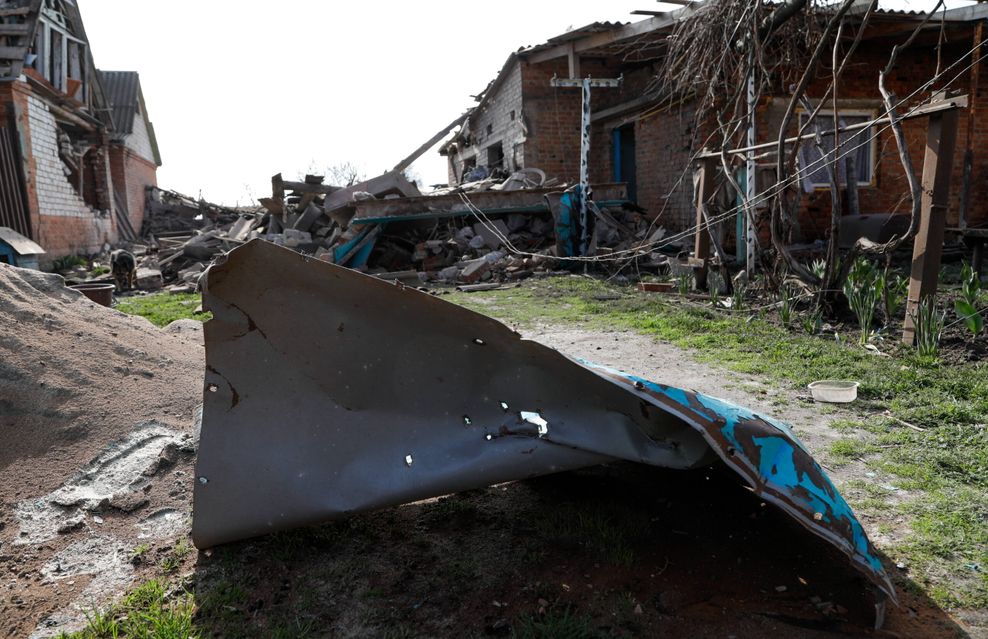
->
[612, 123, 637, 203]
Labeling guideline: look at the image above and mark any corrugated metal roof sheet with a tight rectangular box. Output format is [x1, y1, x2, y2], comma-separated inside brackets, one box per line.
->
[98, 70, 140, 136]
[522, 21, 628, 55]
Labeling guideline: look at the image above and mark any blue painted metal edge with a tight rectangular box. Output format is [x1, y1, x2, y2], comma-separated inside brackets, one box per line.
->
[581, 360, 897, 605]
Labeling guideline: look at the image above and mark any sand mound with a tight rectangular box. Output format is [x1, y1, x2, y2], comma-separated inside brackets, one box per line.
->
[0, 263, 203, 637]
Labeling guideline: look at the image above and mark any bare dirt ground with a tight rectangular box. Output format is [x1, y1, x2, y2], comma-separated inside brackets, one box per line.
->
[0, 268, 977, 637]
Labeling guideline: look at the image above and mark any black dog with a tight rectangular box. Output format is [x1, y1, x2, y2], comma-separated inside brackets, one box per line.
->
[110, 249, 137, 291]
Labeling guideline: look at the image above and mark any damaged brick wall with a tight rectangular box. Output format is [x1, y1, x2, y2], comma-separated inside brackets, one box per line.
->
[109, 144, 157, 236]
[586, 64, 699, 230]
[447, 60, 525, 183]
[520, 57, 595, 183]
[25, 95, 115, 257]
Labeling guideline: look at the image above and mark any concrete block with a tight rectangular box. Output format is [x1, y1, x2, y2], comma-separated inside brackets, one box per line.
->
[136, 267, 164, 290]
[473, 220, 510, 249]
[459, 258, 490, 283]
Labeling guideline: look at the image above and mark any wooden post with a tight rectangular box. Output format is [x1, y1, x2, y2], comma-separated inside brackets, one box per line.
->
[692, 156, 717, 290]
[271, 173, 286, 225]
[902, 97, 960, 345]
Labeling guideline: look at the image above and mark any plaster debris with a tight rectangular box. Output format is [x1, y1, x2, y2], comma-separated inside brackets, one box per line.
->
[14, 422, 188, 544]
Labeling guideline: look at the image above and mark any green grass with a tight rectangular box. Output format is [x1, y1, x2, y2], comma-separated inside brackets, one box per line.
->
[448, 276, 988, 609]
[828, 438, 880, 465]
[60, 579, 197, 639]
[116, 292, 209, 327]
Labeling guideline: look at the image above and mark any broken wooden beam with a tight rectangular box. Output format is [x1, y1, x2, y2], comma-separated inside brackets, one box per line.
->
[392, 113, 469, 174]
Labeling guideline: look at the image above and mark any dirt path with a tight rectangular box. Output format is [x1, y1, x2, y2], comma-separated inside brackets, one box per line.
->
[525, 325, 850, 461]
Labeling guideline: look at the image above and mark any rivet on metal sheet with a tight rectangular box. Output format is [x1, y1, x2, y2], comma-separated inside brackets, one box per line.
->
[404, 454, 414, 467]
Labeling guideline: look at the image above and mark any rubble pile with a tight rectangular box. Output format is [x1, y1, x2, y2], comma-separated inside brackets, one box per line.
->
[136, 167, 672, 291]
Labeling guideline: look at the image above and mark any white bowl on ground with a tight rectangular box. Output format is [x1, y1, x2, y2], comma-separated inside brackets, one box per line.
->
[808, 380, 859, 403]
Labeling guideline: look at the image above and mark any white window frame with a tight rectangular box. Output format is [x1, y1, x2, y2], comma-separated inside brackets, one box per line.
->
[32, 0, 87, 99]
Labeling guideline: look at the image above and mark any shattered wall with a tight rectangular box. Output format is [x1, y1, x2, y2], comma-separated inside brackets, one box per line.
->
[26, 95, 115, 256]
[447, 60, 525, 183]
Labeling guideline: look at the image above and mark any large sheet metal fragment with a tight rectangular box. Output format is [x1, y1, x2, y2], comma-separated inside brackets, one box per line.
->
[192, 240, 895, 604]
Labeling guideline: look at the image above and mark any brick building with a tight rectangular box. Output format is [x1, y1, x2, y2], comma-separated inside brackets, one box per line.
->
[101, 70, 161, 237]
[442, 6, 988, 254]
[0, 0, 160, 263]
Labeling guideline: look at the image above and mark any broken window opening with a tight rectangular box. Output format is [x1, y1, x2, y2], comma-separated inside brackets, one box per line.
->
[59, 130, 103, 211]
[29, 2, 87, 98]
[459, 157, 477, 184]
[486, 143, 504, 170]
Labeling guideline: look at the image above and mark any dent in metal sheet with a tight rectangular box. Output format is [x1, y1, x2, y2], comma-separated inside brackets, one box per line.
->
[192, 240, 895, 607]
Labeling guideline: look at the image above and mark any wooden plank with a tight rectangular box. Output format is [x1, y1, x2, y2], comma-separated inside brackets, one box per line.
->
[348, 183, 629, 222]
[901, 101, 960, 344]
[392, 113, 468, 174]
[699, 94, 968, 159]
[323, 170, 421, 213]
[0, 24, 31, 36]
[692, 157, 717, 290]
[0, 45, 26, 60]
[281, 180, 340, 195]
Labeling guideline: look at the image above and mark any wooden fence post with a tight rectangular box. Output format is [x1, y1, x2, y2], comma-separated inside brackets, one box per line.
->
[902, 95, 960, 345]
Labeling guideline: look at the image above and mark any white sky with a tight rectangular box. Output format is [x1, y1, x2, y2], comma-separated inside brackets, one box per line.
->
[80, 0, 973, 206]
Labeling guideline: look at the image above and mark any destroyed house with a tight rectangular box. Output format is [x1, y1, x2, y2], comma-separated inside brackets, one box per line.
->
[443, 6, 988, 259]
[0, 0, 160, 263]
